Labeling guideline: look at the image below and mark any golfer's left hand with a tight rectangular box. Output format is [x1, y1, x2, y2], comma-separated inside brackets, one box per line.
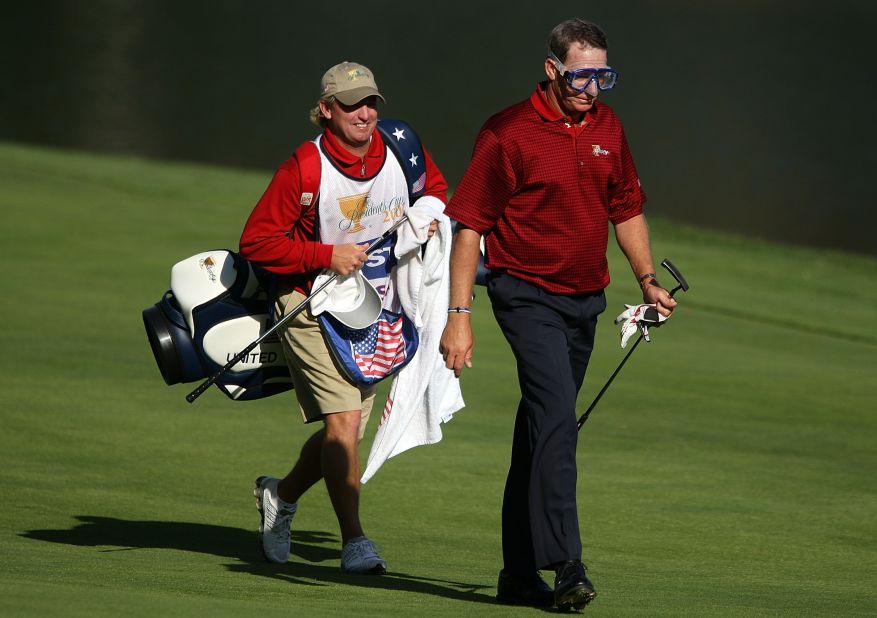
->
[642, 283, 677, 317]
[615, 303, 668, 347]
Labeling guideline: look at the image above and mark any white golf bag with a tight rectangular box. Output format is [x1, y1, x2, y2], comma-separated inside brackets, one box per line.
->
[142, 250, 293, 401]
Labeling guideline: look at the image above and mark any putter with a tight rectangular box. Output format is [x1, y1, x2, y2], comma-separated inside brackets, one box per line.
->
[185, 215, 409, 403]
[576, 259, 689, 430]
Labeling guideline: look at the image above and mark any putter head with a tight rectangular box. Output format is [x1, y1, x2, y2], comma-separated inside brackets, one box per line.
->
[660, 259, 689, 294]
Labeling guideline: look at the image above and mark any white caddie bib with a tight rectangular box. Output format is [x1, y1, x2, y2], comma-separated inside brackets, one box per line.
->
[315, 135, 408, 310]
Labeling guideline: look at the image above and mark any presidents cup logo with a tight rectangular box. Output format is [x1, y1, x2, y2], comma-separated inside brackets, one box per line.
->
[337, 193, 407, 233]
[199, 256, 218, 282]
[338, 192, 369, 233]
[592, 144, 609, 157]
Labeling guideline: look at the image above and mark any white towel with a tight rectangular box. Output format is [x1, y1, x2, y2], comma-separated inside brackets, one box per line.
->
[361, 202, 464, 483]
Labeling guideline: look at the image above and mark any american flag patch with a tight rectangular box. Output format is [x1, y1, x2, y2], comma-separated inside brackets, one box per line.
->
[348, 314, 408, 379]
[411, 172, 426, 194]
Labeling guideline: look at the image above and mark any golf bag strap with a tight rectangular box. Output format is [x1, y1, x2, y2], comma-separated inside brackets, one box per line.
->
[295, 140, 321, 216]
[376, 118, 426, 201]
[296, 121, 426, 210]
[257, 140, 321, 323]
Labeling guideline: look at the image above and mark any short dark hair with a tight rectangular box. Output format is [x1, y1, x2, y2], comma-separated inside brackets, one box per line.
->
[548, 18, 608, 62]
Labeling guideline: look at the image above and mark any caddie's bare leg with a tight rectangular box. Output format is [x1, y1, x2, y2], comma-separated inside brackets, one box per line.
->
[277, 427, 325, 504]
[321, 410, 364, 544]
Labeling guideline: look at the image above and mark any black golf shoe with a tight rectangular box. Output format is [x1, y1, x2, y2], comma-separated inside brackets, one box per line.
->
[496, 569, 554, 607]
[553, 560, 597, 611]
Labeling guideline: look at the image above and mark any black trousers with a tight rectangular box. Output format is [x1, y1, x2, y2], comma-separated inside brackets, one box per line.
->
[487, 272, 606, 574]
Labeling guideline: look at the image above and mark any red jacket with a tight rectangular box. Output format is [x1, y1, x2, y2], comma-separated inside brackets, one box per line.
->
[240, 127, 448, 294]
[446, 83, 646, 294]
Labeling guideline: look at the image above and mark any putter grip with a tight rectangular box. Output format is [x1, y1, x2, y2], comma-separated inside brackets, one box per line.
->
[660, 259, 689, 292]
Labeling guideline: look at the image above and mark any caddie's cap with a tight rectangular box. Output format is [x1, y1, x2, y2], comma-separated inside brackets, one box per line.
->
[320, 61, 386, 106]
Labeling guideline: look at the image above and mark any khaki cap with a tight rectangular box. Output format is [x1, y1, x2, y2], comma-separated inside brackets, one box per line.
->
[320, 61, 385, 106]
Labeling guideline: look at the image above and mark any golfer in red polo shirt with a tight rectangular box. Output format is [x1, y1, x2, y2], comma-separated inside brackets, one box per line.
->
[440, 18, 676, 611]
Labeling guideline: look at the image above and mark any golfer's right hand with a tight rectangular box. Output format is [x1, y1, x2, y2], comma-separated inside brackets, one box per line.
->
[330, 243, 368, 275]
[439, 316, 474, 378]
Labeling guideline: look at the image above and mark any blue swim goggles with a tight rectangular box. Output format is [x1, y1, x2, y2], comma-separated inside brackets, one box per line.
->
[549, 52, 619, 92]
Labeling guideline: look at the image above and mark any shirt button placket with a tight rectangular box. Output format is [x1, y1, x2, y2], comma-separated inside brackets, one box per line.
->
[568, 122, 583, 175]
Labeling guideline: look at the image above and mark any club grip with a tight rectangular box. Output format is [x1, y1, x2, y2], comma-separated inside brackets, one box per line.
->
[660, 259, 689, 293]
[185, 378, 213, 403]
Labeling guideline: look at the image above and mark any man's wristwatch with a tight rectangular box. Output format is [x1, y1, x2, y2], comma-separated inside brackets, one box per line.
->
[638, 272, 659, 289]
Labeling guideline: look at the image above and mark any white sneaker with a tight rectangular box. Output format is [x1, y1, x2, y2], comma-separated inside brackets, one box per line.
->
[341, 536, 387, 574]
[254, 476, 297, 563]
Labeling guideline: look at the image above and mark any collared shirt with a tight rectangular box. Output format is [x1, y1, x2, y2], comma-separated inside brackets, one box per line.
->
[445, 82, 645, 294]
[320, 127, 386, 178]
[239, 125, 448, 293]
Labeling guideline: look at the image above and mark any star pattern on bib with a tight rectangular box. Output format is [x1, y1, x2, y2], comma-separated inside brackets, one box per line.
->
[392, 128, 405, 141]
[409, 153, 419, 167]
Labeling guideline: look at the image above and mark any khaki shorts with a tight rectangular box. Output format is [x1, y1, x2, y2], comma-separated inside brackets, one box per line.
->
[275, 287, 375, 440]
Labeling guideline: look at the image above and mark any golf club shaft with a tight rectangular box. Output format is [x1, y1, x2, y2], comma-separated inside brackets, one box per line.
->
[576, 335, 643, 429]
[185, 215, 409, 403]
[576, 259, 689, 430]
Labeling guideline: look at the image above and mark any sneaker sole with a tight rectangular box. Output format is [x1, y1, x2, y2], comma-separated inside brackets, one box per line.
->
[342, 563, 387, 575]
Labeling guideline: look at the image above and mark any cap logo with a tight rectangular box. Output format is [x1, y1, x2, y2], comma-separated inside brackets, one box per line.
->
[346, 68, 368, 81]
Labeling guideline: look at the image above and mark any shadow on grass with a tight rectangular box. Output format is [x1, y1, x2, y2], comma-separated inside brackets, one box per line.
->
[21, 516, 496, 605]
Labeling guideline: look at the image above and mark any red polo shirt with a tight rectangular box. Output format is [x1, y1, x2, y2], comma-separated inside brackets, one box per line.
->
[240, 126, 448, 294]
[446, 83, 646, 294]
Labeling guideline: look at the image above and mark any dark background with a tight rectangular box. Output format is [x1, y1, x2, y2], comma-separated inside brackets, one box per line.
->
[2, 1, 874, 254]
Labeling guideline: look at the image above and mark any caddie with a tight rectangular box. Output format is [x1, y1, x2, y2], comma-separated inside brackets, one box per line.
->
[239, 61, 448, 574]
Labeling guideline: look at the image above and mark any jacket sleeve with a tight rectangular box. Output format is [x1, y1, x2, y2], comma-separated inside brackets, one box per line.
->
[422, 147, 449, 204]
[238, 151, 334, 275]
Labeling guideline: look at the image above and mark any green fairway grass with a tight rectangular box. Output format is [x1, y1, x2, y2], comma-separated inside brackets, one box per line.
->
[1, 141, 874, 616]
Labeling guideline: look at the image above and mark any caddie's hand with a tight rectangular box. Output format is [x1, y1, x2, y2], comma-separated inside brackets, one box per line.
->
[427, 219, 439, 239]
[641, 281, 677, 317]
[439, 315, 474, 378]
[330, 243, 368, 276]
[615, 303, 667, 347]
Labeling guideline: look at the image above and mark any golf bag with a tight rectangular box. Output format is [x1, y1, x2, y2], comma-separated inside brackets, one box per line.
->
[142, 250, 293, 401]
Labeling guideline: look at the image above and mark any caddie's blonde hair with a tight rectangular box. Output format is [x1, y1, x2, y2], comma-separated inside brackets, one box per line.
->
[309, 96, 334, 127]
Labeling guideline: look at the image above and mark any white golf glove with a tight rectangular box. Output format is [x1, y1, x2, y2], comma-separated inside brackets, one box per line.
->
[614, 303, 667, 347]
